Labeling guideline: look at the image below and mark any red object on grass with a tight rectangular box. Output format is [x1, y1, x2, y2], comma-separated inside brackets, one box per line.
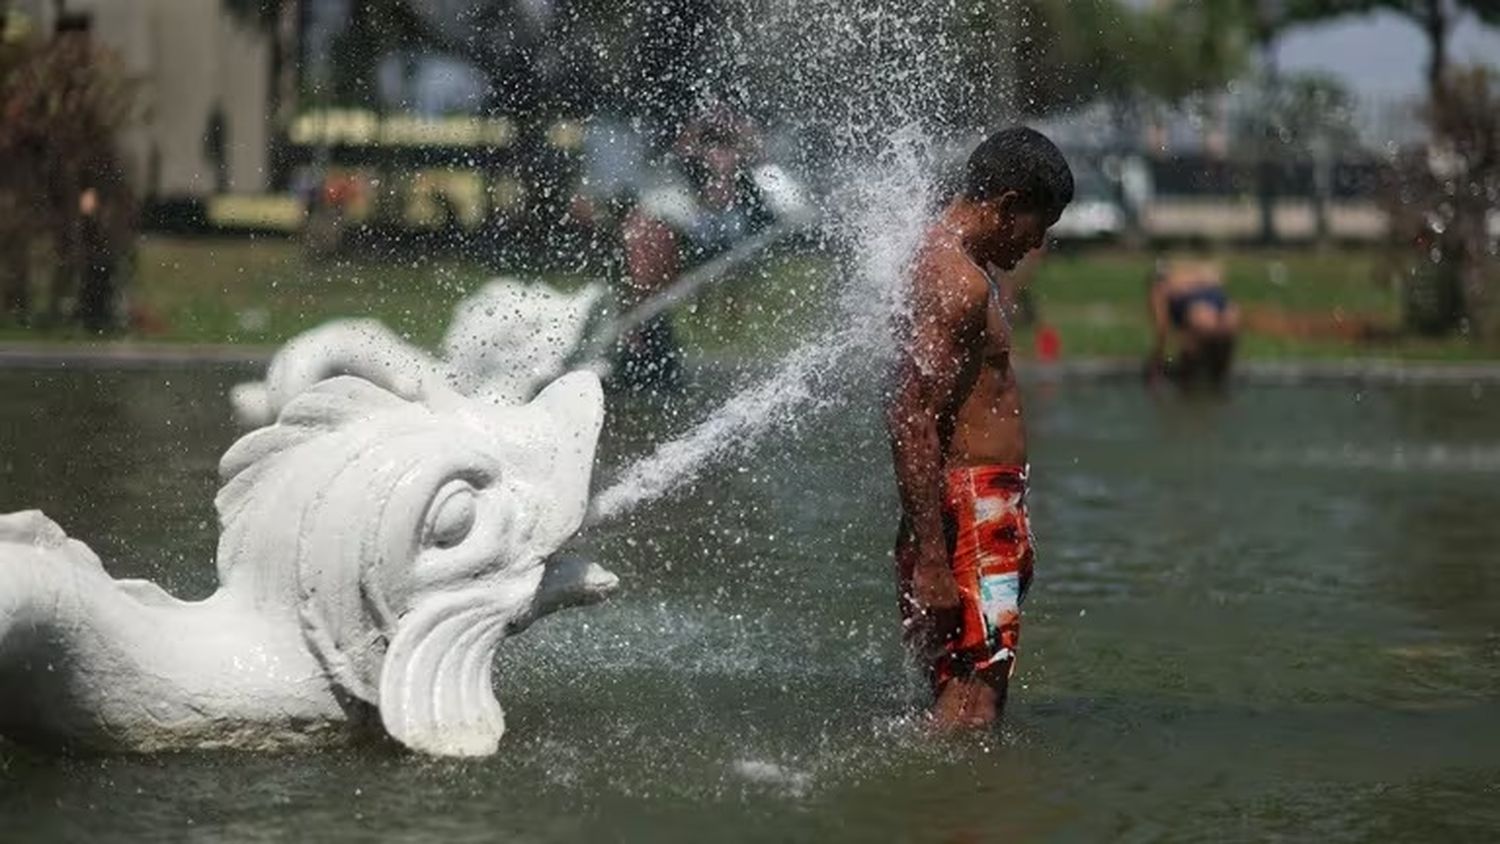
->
[127, 303, 168, 336]
[1036, 324, 1062, 361]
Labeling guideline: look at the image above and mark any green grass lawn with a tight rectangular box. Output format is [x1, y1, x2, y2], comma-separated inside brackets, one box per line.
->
[123, 236, 572, 349]
[1023, 247, 1494, 361]
[2, 235, 1494, 362]
[0, 235, 828, 354]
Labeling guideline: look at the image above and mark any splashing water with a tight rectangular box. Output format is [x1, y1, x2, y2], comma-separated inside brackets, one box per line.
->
[588, 0, 1000, 522]
[590, 123, 952, 522]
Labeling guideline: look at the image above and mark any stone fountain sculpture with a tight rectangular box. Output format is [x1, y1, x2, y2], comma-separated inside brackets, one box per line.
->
[230, 278, 604, 427]
[0, 371, 617, 757]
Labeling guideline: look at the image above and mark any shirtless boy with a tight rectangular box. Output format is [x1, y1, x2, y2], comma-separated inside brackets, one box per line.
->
[886, 127, 1073, 728]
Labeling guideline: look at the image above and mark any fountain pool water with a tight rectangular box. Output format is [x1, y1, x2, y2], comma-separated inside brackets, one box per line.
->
[3, 365, 1498, 840]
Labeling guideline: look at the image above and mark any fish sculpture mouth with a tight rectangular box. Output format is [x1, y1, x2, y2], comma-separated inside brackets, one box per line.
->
[378, 587, 516, 757]
[378, 552, 619, 757]
[525, 554, 621, 624]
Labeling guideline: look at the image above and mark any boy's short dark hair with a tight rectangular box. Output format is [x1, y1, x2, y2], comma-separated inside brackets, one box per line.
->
[964, 127, 1074, 220]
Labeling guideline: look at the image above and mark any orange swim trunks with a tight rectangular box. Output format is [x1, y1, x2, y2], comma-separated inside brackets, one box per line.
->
[930, 464, 1035, 687]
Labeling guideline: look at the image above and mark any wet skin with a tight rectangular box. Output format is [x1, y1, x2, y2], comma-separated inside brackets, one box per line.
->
[886, 192, 1056, 729]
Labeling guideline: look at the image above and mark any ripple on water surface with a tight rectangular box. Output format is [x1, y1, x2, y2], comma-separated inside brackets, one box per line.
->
[3, 372, 1500, 840]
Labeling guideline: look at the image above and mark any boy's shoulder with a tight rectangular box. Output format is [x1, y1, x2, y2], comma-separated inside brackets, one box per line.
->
[911, 237, 991, 313]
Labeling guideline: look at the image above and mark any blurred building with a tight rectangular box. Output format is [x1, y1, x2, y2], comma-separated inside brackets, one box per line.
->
[9, 0, 272, 199]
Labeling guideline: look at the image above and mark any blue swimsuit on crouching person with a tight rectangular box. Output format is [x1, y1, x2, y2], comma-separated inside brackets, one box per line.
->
[1167, 286, 1229, 329]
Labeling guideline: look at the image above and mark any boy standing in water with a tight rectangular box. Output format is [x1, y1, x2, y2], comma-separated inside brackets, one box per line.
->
[886, 127, 1073, 728]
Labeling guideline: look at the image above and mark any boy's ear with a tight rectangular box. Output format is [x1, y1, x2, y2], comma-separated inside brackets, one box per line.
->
[992, 189, 1021, 221]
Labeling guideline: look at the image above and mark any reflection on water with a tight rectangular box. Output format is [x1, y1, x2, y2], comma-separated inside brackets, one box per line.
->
[2, 366, 1498, 841]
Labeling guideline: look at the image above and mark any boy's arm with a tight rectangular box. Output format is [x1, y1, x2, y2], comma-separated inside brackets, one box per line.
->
[885, 258, 987, 614]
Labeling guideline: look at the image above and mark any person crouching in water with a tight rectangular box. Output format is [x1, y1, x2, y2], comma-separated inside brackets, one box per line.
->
[1146, 256, 1240, 389]
[886, 127, 1073, 729]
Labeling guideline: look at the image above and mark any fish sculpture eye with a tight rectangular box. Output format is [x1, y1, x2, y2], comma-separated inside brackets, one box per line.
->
[426, 480, 478, 550]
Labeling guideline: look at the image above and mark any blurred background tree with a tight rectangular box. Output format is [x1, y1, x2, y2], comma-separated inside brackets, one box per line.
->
[1262, 1, 1500, 338]
[1282, 0, 1500, 104]
[1390, 63, 1500, 337]
[956, 0, 1252, 121]
[226, 0, 720, 132]
[0, 18, 138, 330]
[1230, 71, 1361, 244]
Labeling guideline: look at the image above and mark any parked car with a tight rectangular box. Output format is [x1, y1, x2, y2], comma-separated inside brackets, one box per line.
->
[1050, 167, 1125, 242]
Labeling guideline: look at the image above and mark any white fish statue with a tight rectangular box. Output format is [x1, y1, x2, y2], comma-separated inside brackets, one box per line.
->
[230, 278, 604, 427]
[0, 371, 616, 757]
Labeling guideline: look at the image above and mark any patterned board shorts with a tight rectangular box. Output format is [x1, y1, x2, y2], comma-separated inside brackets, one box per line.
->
[927, 464, 1036, 687]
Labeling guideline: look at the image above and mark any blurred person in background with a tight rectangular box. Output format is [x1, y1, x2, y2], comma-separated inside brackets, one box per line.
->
[609, 103, 774, 391]
[74, 165, 135, 335]
[1146, 255, 1239, 389]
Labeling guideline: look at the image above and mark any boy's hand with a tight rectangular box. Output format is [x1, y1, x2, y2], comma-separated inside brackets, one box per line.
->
[910, 553, 962, 611]
[904, 551, 963, 658]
